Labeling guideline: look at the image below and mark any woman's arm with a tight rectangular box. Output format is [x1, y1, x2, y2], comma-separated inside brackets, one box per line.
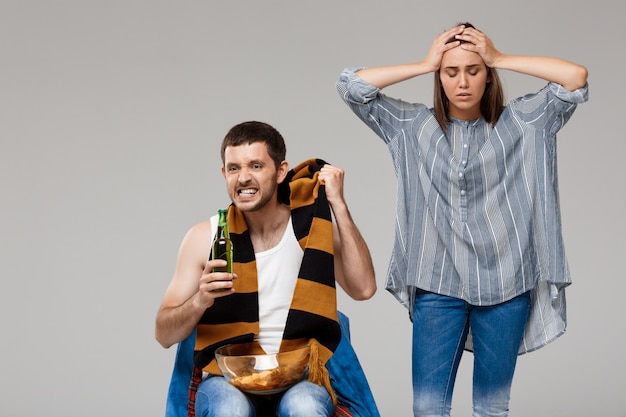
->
[457, 26, 588, 91]
[356, 25, 465, 89]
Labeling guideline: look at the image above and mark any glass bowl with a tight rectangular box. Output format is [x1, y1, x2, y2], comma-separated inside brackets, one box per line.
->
[215, 343, 310, 395]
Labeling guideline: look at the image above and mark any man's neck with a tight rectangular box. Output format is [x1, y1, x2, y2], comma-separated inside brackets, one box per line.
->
[244, 203, 291, 253]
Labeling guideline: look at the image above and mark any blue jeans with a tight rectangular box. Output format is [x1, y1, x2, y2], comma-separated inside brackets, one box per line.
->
[195, 375, 335, 417]
[411, 289, 531, 417]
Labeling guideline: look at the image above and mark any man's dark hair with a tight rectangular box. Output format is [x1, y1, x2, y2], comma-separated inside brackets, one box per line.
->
[220, 121, 287, 169]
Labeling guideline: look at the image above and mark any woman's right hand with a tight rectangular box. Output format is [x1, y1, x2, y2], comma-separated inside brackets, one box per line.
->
[355, 25, 465, 89]
[423, 25, 464, 72]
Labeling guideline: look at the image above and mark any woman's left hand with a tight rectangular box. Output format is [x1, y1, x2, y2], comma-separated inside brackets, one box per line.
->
[456, 27, 502, 68]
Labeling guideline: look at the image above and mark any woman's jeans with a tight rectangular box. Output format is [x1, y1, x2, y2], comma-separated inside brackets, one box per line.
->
[411, 289, 531, 417]
[195, 374, 335, 417]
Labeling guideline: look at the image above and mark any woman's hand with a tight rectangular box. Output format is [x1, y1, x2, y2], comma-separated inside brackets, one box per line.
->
[456, 26, 587, 90]
[423, 25, 465, 72]
[455, 26, 502, 68]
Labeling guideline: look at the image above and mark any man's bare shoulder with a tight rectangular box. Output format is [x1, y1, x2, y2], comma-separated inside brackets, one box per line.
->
[159, 219, 214, 309]
[180, 220, 213, 254]
[186, 219, 212, 236]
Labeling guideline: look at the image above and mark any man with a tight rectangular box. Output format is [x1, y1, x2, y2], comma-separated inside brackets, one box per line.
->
[155, 121, 377, 417]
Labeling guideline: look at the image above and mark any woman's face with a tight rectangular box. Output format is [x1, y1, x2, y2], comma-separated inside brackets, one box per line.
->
[439, 46, 490, 120]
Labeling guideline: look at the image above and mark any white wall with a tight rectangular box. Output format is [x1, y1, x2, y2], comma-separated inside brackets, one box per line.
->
[1, 1, 623, 416]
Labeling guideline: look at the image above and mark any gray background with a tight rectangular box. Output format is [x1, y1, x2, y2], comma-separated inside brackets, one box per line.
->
[1, 1, 623, 416]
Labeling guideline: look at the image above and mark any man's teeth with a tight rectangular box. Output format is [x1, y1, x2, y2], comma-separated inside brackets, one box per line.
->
[240, 189, 256, 195]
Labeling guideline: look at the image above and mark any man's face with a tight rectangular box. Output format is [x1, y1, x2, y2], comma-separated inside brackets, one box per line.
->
[222, 142, 287, 212]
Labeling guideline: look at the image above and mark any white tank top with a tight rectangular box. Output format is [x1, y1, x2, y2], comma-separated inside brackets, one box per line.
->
[255, 217, 303, 353]
[210, 215, 303, 354]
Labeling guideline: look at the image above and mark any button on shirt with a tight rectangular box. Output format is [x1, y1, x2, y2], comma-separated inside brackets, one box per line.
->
[336, 67, 589, 353]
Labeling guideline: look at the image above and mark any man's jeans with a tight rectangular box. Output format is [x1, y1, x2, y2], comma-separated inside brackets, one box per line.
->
[411, 289, 531, 417]
[195, 375, 335, 417]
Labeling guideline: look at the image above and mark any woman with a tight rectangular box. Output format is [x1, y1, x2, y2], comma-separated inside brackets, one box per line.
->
[336, 23, 588, 417]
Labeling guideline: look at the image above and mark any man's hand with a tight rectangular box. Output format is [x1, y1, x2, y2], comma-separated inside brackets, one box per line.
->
[318, 164, 345, 207]
[319, 164, 377, 300]
[195, 259, 236, 309]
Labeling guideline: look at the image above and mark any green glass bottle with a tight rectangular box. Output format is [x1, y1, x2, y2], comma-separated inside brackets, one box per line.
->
[211, 208, 233, 273]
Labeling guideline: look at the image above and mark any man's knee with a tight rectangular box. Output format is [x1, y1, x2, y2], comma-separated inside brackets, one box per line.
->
[277, 381, 334, 417]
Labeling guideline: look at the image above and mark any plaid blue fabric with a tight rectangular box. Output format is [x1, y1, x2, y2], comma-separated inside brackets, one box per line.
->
[164, 312, 380, 417]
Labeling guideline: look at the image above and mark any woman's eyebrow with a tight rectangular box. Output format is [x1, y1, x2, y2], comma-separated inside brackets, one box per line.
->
[443, 63, 482, 70]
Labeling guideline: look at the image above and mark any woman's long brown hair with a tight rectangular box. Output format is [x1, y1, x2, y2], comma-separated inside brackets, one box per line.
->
[433, 22, 504, 132]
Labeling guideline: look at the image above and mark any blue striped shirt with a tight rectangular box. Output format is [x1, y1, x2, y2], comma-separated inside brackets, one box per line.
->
[337, 67, 589, 353]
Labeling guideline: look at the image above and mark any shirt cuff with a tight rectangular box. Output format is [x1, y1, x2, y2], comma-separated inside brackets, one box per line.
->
[339, 67, 380, 103]
[549, 82, 589, 104]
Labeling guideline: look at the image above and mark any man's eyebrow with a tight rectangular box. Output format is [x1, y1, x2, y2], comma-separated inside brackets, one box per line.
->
[246, 159, 265, 166]
[226, 159, 265, 167]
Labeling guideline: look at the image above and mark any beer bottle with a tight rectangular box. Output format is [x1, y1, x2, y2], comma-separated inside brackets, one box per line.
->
[211, 208, 233, 273]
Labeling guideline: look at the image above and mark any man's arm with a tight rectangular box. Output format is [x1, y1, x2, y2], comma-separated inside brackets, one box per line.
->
[155, 221, 235, 348]
[319, 165, 376, 300]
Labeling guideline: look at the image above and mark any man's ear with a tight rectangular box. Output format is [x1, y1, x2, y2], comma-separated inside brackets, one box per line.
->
[276, 160, 289, 183]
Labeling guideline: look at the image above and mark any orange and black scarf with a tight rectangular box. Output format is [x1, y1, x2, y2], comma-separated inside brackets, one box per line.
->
[188, 158, 341, 416]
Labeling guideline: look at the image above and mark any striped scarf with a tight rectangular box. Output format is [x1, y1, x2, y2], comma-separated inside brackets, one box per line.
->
[188, 158, 341, 416]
